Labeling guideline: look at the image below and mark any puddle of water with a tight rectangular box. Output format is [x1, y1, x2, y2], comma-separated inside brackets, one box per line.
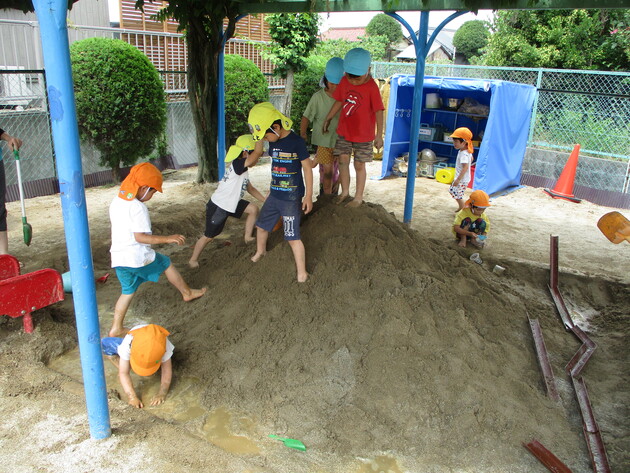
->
[355, 455, 404, 473]
[202, 407, 260, 454]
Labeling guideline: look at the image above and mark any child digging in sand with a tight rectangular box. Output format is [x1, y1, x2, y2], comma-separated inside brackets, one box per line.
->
[189, 134, 265, 268]
[247, 102, 313, 283]
[453, 190, 491, 248]
[109, 162, 206, 337]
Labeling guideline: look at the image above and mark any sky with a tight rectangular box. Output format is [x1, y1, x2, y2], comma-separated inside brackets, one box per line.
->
[106, 2, 494, 32]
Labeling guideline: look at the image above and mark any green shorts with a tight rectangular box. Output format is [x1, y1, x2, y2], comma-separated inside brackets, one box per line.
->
[115, 253, 171, 294]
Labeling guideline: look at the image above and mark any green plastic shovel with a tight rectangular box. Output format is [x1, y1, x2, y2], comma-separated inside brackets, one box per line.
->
[269, 434, 306, 451]
[13, 149, 32, 246]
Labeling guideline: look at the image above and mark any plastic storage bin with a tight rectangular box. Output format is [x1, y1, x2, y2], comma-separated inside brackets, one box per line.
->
[418, 123, 443, 142]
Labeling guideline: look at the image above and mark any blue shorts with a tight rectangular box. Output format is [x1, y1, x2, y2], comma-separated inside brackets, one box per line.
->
[101, 337, 123, 356]
[256, 194, 302, 241]
[115, 252, 171, 295]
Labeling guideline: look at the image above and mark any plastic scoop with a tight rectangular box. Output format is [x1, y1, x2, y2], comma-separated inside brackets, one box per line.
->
[269, 434, 306, 451]
[597, 211, 630, 244]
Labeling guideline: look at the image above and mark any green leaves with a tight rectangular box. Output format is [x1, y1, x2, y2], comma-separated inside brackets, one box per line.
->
[265, 13, 319, 79]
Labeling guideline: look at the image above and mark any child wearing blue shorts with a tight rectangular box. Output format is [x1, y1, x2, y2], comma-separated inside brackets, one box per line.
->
[108, 163, 206, 337]
[247, 102, 313, 282]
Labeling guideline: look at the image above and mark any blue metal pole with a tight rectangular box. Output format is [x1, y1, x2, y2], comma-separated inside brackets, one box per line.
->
[33, 0, 110, 439]
[388, 11, 467, 224]
[218, 15, 246, 180]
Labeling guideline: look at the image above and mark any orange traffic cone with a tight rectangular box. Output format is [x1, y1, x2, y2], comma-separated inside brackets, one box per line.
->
[543, 144, 582, 203]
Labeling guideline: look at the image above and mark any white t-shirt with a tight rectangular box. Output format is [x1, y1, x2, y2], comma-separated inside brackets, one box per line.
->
[109, 197, 155, 268]
[211, 157, 249, 213]
[117, 324, 174, 362]
[455, 149, 472, 184]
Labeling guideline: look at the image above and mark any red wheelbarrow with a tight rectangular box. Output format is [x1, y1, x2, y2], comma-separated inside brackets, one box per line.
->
[0, 255, 64, 333]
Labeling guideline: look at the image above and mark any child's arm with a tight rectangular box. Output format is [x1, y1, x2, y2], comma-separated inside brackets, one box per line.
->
[323, 101, 343, 133]
[246, 182, 266, 202]
[452, 162, 470, 187]
[301, 159, 313, 214]
[300, 116, 310, 141]
[118, 358, 143, 408]
[244, 139, 265, 168]
[134, 233, 185, 246]
[150, 359, 172, 406]
[453, 221, 476, 239]
[374, 110, 384, 150]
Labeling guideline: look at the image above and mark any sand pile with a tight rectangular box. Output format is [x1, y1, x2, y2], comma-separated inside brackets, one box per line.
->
[133, 199, 600, 472]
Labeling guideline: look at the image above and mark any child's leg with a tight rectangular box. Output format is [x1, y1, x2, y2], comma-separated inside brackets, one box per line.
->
[449, 183, 467, 211]
[347, 160, 366, 207]
[288, 239, 308, 283]
[164, 264, 206, 301]
[458, 233, 468, 248]
[243, 203, 259, 243]
[337, 153, 351, 202]
[322, 163, 334, 195]
[189, 236, 213, 268]
[251, 226, 268, 262]
[0, 231, 7, 255]
[110, 292, 135, 337]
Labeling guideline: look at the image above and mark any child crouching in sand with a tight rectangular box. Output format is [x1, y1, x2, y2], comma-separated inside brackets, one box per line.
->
[189, 134, 265, 268]
[109, 162, 206, 337]
[453, 190, 491, 248]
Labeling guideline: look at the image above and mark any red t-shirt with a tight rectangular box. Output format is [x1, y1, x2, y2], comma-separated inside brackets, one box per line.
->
[332, 76, 385, 143]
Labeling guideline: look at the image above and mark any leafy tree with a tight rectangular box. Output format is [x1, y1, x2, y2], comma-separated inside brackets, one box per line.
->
[263, 13, 319, 117]
[482, 10, 630, 71]
[314, 36, 388, 62]
[366, 13, 403, 46]
[224, 54, 269, 147]
[453, 20, 490, 62]
[70, 38, 166, 180]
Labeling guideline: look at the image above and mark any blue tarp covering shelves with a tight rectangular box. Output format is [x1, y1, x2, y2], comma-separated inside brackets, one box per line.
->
[380, 74, 536, 196]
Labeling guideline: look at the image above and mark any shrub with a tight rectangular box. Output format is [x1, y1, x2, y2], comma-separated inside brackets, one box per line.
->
[224, 54, 269, 146]
[70, 38, 166, 178]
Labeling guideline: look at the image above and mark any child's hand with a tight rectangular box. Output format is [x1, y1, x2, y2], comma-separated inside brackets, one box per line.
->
[166, 234, 185, 245]
[374, 136, 383, 151]
[302, 196, 313, 215]
[322, 119, 331, 134]
[150, 392, 167, 406]
[128, 394, 143, 408]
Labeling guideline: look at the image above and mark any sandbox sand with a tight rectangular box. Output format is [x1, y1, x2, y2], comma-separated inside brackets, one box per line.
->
[0, 161, 628, 472]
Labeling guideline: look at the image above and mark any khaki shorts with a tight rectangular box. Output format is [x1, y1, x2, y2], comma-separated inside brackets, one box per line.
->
[315, 146, 335, 165]
[335, 136, 373, 163]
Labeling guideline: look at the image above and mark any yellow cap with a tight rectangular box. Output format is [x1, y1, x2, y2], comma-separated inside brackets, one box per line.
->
[247, 102, 293, 141]
[225, 134, 256, 162]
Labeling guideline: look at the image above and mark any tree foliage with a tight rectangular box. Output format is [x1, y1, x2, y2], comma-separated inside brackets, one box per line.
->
[366, 13, 403, 46]
[453, 20, 490, 62]
[314, 36, 388, 62]
[224, 54, 269, 147]
[70, 38, 166, 178]
[289, 55, 327, 132]
[482, 10, 630, 71]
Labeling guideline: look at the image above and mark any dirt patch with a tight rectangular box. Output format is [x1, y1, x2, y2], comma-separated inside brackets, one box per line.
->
[1, 162, 628, 473]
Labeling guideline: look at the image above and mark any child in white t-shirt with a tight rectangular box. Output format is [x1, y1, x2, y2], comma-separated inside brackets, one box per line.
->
[109, 163, 206, 337]
[102, 324, 174, 408]
[188, 134, 265, 268]
[448, 127, 474, 212]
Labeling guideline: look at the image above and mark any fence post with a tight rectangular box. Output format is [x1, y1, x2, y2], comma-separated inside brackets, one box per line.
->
[527, 68, 543, 144]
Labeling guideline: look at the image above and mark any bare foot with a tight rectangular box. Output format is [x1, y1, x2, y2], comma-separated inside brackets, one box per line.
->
[458, 240, 467, 248]
[297, 272, 309, 283]
[345, 198, 362, 208]
[183, 287, 207, 302]
[251, 251, 266, 263]
[334, 194, 349, 204]
[244, 236, 255, 244]
[188, 260, 199, 269]
[109, 326, 129, 338]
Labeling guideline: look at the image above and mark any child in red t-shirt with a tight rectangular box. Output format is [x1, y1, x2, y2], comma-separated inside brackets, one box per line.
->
[323, 48, 384, 207]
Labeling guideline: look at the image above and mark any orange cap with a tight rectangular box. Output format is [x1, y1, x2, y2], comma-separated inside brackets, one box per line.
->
[465, 189, 491, 208]
[129, 324, 170, 377]
[118, 162, 163, 201]
[450, 127, 474, 154]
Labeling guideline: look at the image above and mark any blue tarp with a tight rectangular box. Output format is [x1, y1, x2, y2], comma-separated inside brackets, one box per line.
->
[380, 75, 536, 196]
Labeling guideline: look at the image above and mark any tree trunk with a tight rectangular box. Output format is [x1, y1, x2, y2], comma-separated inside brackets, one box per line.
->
[187, 17, 220, 183]
[282, 69, 294, 118]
